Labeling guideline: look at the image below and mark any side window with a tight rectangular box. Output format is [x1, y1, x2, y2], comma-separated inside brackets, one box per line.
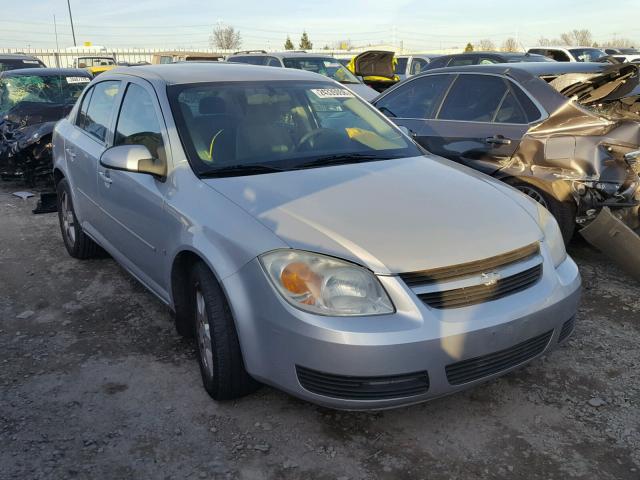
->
[479, 57, 499, 64]
[76, 86, 94, 129]
[375, 74, 453, 119]
[426, 56, 448, 69]
[438, 75, 507, 122]
[410, 58, 429, 75]
[80, 80, 121, 142]
[509, 81, 542, 122]
[395, 57, 408, 75]
[114, 83, 166, 162]
[265, 57, 282, 67]
[448, 55, 476, 67]
[549, 50, 571, 62]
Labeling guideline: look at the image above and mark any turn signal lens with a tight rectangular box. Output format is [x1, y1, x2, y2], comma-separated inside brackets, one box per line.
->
[260, 250, 394, 316]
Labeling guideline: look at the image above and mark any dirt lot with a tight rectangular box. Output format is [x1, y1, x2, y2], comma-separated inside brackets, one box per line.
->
[1, 182, 639, 480]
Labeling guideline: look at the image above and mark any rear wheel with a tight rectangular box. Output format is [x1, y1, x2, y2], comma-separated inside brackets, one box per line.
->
[56, 178, 100, 259]
[513, 183, 576, 244]
[190, 262, 260, 400]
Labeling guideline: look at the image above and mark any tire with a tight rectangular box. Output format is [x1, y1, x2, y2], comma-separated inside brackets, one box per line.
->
[513, 183, 576, 244]
[56, 178, 100, 259]
[190, 261, 260, 400]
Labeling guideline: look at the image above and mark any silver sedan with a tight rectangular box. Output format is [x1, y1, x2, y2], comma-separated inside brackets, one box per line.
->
[52, 63, 580, 409]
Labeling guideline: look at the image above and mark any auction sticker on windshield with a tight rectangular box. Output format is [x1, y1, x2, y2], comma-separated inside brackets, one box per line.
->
[66, 77, 90, 84]
[311, 88, 354, 98]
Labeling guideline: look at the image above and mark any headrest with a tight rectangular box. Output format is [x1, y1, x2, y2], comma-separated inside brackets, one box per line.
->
[199, 96, 226, 115]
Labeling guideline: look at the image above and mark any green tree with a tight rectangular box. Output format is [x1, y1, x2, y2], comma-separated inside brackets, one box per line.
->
[299, 31, 313, 50]
[464, 42, 474, 52]
[284, 36, 294, 50]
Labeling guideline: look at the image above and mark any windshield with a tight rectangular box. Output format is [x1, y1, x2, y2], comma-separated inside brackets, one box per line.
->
[569, 48, 606, 62]
[282, 57, 360, 84]
[168, 81, 420, 176]
[0, 74, 90, 115]
[0, 58, 44, 72]
[79, 58, 115, 67]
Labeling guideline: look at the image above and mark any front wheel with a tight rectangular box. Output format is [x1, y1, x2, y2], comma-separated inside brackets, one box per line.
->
[513, 183, 576, 244]
[191, 262, 260, 400]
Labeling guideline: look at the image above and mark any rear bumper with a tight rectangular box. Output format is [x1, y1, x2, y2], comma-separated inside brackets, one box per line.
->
[223, 254, 581, 410]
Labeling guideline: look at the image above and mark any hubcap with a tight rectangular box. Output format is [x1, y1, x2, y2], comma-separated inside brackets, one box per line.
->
[61, 191, 76, 245]
[195, 289, 214, 380]
[516, 186, 548, 210]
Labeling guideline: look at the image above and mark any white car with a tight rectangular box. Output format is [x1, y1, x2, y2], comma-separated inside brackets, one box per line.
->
[527, 46, 608, 63]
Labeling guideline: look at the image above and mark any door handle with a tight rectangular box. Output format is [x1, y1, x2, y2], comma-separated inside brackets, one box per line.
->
[99, 171, 113, 185]
[485, 135, 512, 146]
[65, 147, 77, 159]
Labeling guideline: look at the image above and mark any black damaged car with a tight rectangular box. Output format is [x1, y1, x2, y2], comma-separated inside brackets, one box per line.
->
[374, 62, 640, 278]
[0, 68, 91, 184]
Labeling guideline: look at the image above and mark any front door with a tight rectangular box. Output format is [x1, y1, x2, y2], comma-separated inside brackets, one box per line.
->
[96, 80, 171, 294]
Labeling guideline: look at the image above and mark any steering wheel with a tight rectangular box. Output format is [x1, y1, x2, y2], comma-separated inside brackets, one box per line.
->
[297, 128, 337, 151]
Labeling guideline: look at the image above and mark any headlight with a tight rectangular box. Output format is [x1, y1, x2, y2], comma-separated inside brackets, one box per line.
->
[260, 250, 394, 316]
[537, 204, 567, 268]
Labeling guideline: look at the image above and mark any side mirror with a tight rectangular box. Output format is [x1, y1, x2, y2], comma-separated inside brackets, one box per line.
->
[100, 144, 166, 178]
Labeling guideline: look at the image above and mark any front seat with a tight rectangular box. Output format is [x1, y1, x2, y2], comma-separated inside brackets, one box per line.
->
[196, 96, 237, 164]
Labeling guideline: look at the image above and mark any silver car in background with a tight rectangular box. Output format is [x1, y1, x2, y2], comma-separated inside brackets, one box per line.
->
[226, 51, 378, 100]
[52, 63, 581, 409]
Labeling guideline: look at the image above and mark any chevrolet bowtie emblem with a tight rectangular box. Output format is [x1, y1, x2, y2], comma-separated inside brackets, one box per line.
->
[481, 272, 501, 287]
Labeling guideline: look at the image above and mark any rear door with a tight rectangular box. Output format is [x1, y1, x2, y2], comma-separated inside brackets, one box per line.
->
[417, 73, 540, 175]
[96, 79, 171, 292]
[64, 80, 122, 230]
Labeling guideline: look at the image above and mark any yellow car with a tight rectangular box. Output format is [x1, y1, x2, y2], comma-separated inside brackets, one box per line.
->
[73, 56, 117, 76]
[346, 51, 400, 92]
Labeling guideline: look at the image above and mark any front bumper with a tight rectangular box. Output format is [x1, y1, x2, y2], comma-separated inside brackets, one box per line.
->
[223, 251, 581, 410]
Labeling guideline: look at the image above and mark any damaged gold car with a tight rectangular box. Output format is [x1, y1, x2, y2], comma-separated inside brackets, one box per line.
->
[375, 62, 640, 278]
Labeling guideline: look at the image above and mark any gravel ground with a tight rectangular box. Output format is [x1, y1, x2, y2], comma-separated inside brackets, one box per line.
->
[1, 183, 639, 480]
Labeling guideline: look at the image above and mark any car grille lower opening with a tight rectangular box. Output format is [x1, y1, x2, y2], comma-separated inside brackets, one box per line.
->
[417, 264, 542, 309]
[558, 316, 576, 342]
[445, 330, 553, 385]
[296, 366, 429, 400]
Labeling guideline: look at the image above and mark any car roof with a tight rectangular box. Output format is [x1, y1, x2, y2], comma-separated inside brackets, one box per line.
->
[528, 46, 601, 50]
[423, 61, 611, 77]
[0, 67, 91, 78]
[99, 62, 337, 85]
[0, 53, 41, 60]
[228, 52, 336, 60]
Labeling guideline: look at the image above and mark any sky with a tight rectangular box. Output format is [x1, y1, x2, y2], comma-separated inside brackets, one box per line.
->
[1, 0, 639, 51]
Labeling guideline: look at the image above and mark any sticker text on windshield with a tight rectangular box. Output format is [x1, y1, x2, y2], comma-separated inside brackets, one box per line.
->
[66, 77, 90, 84]
[310, 88, 354, 98]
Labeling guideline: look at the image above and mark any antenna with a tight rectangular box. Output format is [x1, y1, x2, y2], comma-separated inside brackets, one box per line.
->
[67, 0, 77, 46]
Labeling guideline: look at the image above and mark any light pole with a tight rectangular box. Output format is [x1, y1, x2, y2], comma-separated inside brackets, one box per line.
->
[67, 0, 77, 46]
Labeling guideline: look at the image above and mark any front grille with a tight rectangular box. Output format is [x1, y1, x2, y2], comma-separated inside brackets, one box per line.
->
[445, 330, 553, 385]
[296, 366, 429, 400]
[558, 316, 576, 342]
[399, 242, 539, 287]
[418, 264, 542, 309]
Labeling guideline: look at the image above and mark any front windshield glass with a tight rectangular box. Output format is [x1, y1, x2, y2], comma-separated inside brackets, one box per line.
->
[507, 55, 554, 63]
[282, 57, 360, 84]
[168, 81, 420, 176]
[569, 48, 606, 62]
[0, 74, 90, 115]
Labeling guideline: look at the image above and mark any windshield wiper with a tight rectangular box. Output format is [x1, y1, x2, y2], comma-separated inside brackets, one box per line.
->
[295, 153, 393, 170]
[199, 164, 285, 178]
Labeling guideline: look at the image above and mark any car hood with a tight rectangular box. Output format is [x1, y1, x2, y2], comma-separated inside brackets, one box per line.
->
[203, 156, 543, 274]
[349, 51, 396, 80]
